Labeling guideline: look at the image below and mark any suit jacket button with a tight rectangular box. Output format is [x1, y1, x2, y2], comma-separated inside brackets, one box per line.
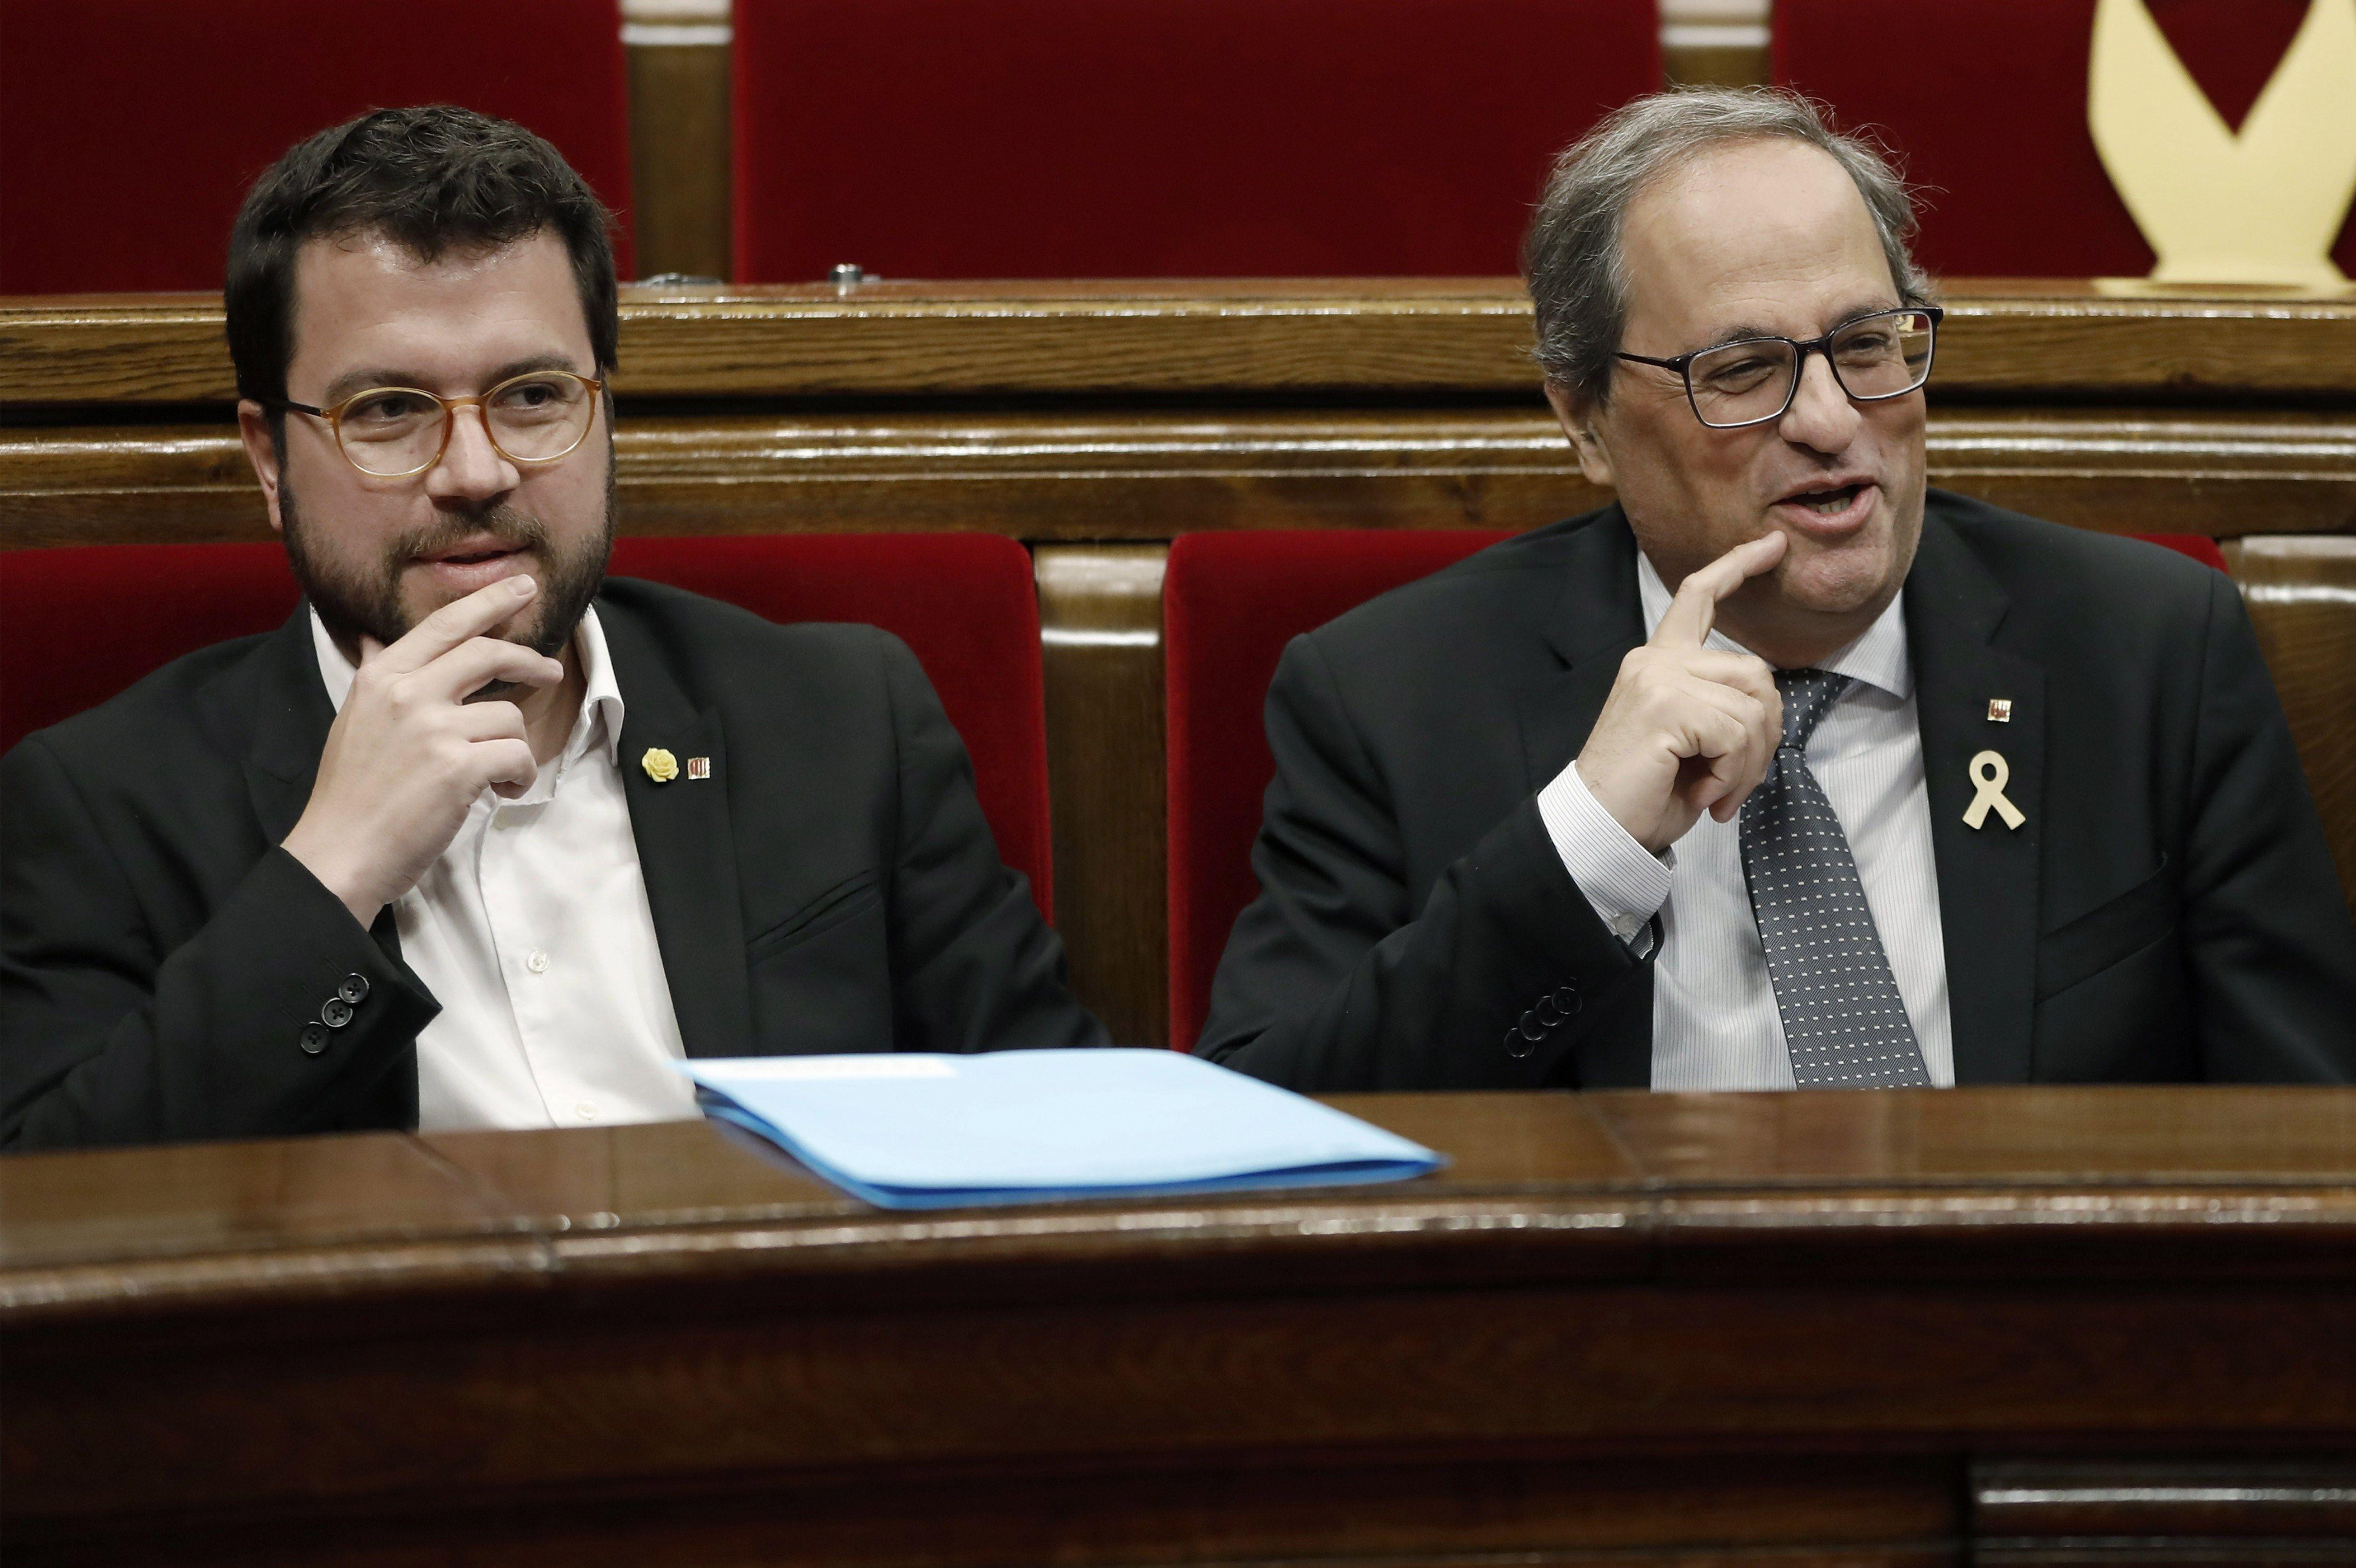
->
[322, 997, 355, 1029]
[1504, 1027, 1534, 1060]
[1553, 985, 1583, 1016]
[1518, 1013, 1548, 1043]
[337, 974, 370, 1005]
[299, 1022, 330, 1056]
[1535, 995, 1563, 1027]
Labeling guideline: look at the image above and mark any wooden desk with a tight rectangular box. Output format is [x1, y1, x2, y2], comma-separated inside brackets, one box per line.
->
[5, 280, 2354, 1046]
[8, 1088, 2356, 1566]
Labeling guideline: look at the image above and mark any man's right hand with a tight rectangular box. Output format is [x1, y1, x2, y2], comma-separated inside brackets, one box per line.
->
[282, 576, 566, 925]
[1573, 532, 1788, 856]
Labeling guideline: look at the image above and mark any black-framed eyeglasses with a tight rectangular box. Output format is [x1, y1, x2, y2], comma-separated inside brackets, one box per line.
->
[1613, 306, 1943, 430]
[268, 369, 606, 478]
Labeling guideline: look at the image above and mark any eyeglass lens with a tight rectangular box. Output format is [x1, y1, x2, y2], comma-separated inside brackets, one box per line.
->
[334, 373, 597, 476]
[1686, 311, 1937, 429]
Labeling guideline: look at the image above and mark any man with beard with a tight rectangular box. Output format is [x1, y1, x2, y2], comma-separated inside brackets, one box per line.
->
[1196, 88, 2356, 1089]
[0, 107, 1106, 1150]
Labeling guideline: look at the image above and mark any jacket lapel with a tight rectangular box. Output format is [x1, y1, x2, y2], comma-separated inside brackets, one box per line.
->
[1513, 510, 1652, 1089]
[234, 607, 338, 846]
[1905, 509, 2046, 1084]
[1515, 508, 1648, 790]
[599, 598, 755, 1059]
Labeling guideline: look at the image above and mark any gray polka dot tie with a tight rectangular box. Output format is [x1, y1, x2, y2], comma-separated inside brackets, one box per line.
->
[1739, 670, 1930, 1088]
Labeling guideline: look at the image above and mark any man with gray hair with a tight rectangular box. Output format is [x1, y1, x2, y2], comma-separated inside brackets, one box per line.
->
[1197, 87, 2356, 1090]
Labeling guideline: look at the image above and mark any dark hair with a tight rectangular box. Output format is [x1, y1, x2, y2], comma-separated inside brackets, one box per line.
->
[225, 105, 618, 409]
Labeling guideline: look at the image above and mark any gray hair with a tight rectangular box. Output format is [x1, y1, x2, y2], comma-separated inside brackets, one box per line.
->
[1523, 87, 1930, 403]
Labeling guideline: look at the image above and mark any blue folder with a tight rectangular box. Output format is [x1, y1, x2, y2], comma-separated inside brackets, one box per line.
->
[680, 1048, 1445, 1210]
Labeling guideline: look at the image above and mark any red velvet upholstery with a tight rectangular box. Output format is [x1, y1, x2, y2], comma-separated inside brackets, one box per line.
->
[1160, 526, 2231, 1052]
[0, 534, 1054, 919]
[0, 0, 633, 295]
[732, 0, 1660, 283]
[1163, 529, 1509, 1051]
[1775, 0, 2354, 279]
[0, 541, 302, 756]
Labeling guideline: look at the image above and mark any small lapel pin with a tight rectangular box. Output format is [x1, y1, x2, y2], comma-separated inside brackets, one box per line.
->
[1964, 749, 2027, 830]
[686, 756, 712, 780]
[641, 747, 680, 784]
[1986, 698, 2013, 723]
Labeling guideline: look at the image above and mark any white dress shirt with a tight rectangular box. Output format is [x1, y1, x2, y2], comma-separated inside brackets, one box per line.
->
[1536, 554, 1955, 1090]
[311, 608, 700, 1130]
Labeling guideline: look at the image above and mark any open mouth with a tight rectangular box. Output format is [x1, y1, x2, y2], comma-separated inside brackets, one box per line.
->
[1788, 483, 1865, 516]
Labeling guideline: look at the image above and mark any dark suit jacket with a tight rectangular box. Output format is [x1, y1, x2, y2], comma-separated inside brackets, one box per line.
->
[1197, 491, 2356, 1089]
[0, 578, 1107, 1150]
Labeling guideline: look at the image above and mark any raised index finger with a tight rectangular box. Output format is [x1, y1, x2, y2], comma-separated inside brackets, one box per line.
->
[1650, 532, 1787, 649]
[366, 576, 540, 674]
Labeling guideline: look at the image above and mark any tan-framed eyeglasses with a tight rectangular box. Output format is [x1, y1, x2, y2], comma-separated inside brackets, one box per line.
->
[269, 369, 606, 478]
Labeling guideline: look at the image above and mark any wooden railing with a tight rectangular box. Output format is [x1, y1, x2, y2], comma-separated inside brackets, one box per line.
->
[4, 279, 2353, 1045]
[9, 1087, 2356, 1565]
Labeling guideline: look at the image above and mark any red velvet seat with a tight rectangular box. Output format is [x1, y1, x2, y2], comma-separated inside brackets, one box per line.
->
[732, 0, 1660, 283]
[1161, 527, 2229, 1051]
[1163, 529, 1510, 1051]
[1774, 0, 2354, 279]
[0, 534, 1054, 918]
[0, 0, 633, 294]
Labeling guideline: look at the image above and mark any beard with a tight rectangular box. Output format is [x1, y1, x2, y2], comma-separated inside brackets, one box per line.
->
[280, 459, 616, 696]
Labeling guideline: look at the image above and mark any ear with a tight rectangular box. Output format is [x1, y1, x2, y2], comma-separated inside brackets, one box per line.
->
[236, 399, 287, 536]
[1543, 379, 1618, 489]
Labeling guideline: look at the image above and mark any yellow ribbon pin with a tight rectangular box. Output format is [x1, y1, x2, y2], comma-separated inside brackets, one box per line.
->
[1963, 750, 2026, 830]
[641, 747, 680, 784]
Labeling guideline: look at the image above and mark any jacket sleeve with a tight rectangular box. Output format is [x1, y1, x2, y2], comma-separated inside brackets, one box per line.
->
[873, 633, 1111, 1053]
[2182, 571, 2356, 1080]
[1194, 633, 1653, 1090]
[0, 735, 439, 1150]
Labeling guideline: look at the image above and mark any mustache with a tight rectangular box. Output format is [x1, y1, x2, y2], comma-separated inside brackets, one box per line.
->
[392, 505, 552, 564]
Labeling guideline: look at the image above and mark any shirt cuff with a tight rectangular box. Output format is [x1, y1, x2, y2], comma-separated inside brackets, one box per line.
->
[1537, 760, 1675, 947]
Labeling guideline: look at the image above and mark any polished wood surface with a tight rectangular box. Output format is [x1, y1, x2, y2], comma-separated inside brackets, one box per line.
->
[6, 279, 2356, 1041]
[13, 278, 2356, 405]
[9, 1089, 2356, 1564]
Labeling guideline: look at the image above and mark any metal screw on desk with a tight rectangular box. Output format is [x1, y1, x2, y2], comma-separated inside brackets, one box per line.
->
[830, 263, 868, 293]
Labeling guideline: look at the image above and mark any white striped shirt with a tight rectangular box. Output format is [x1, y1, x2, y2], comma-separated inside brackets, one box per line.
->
[1536, 553, 1955, 1090]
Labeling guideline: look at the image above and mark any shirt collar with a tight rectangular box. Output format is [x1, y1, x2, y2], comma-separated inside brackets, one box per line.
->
[1634, 548, 1912, 700]
[309, 603, 627, 766]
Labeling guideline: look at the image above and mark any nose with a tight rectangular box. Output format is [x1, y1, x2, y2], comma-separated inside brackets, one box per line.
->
[1776, 349, 1862, 455]
[422, 401, 519, 505]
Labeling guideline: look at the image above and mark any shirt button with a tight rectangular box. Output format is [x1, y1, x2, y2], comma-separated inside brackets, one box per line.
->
[526, 950, 550, 975]
[575, 1103, 598, 1122]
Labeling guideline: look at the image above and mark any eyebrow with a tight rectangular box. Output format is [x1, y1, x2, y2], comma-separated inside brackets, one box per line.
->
[1700, 300, 1904, 350]
[316, 352, 584, 408]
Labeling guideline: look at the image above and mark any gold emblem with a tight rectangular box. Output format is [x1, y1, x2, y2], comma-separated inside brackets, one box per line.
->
[1987, 698, 2013, 723]
[641, 747, 680, 784]
[686, 756, 712, 780]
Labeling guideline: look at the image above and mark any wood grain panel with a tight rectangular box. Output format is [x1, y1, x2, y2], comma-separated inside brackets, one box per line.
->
[1976, 1459, 2356, 1565]
[626, 41, 732, 282]
[22, 1454, 1958, 1568]
[1035, 546, 1170, 1047]
[14, 282, 2356, 408]
[2226, 535, 2356, 907]
[12, 409, 2356, 553]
